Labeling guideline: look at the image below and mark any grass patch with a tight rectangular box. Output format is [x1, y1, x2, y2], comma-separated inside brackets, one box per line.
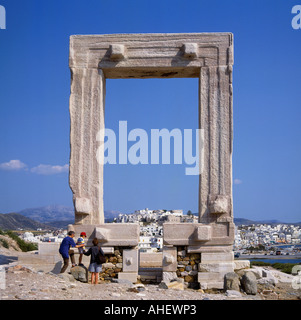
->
[250, 260, 271, 267]
[271, 262, 299, 274]
[250, 260, 300, 274]
[5, 230, 38, 252]
[0, 238, 9, 249]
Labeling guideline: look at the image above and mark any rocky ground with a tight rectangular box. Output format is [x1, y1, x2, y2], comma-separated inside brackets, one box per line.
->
[0, 246, 301, 301]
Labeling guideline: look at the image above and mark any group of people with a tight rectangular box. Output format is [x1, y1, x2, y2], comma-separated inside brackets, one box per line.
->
[58, 231, 104, 285]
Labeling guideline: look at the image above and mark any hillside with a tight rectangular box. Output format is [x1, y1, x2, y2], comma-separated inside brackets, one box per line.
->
[234, 218, 258, 225]
[18, 205, 74, 223]
[3, 205, 300, 230]
[17, 205, 122, 227]
[233, 218, 301, 226]
[0, 212, 54, 231]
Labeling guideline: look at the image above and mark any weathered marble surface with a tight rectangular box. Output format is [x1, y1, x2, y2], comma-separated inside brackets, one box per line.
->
[69, 33, 234, 227]
[69, 33, 234, 290]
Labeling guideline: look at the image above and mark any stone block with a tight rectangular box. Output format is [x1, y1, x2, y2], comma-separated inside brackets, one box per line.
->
[164, 223, 234, 246]
[102, 247, 114, 254]
[185, 265, 192, 272]
[71, 224, 139, 247]
[198, 272, 224, 282]
[270, 270, 294, 283]
[224, 272, 240, 291]
[261, 269, 278, 284]
[177, 250, 186, 257]
[162, 272, 178, 283]
[209, 195, 229, 215]
[70, 265, 88, 283]
[234, 260, 250, 271]
[139, 252, 162, 268]
[198, 262, 234, 273]
[75, 197, 92, 215]
[117, 272, 138, 283]
[241, 272, 257, 295]
[109, 44, 126, 60]
[244, 268, 262, 279]
[198, 271, 226, 290]
[196, 225, 211, 241]
[102, 263, 115, 269]
[201, 252, 233, 263]
[95, 227, 110, 242]
[187, 245, 233, 254]
[182, 43, 198, 59]
[162, 246, 177, 272]
[122, 248, 138, 273]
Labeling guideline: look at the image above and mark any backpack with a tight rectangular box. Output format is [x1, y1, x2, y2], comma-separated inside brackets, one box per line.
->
[96, 247, 106, 264]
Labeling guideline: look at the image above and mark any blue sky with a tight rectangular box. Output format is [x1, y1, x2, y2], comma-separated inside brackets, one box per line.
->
[0, 0, 300, 222]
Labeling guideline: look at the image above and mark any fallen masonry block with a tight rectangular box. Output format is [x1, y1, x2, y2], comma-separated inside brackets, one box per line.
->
[70, 265, 88, 283]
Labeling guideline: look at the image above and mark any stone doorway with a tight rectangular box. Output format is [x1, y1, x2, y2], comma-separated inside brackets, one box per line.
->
[68, 33, 235, 289]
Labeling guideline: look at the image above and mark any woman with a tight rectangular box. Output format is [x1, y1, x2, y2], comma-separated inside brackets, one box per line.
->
[84, 237, 105, 284]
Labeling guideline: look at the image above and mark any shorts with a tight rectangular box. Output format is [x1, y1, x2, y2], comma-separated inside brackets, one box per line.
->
[88, 262, 102, 273]
[78, 247, 85, 254]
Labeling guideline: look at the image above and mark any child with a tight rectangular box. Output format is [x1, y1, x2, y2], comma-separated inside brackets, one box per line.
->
[84, 237, 105, 285]
[76, 232, 86, 266]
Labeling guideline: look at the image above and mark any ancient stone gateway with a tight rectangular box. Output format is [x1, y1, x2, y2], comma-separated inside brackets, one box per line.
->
[68, 33, 234, 289]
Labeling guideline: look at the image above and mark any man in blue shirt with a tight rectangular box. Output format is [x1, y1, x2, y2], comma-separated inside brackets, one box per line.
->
[59, 231, 85, 273]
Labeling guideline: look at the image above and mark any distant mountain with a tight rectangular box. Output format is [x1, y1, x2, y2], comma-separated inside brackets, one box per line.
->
[6, 205, 300, 229]
[18, 205, 74, 223]
[16, 205, 123, 227]
[233, 218, 257, 226]
[233, 218, 301, 226]
[0, 213, 54, 231]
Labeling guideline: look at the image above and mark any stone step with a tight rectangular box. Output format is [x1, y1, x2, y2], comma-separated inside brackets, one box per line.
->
[139, 268, 162, 276]
[138, 267, 162, 283]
